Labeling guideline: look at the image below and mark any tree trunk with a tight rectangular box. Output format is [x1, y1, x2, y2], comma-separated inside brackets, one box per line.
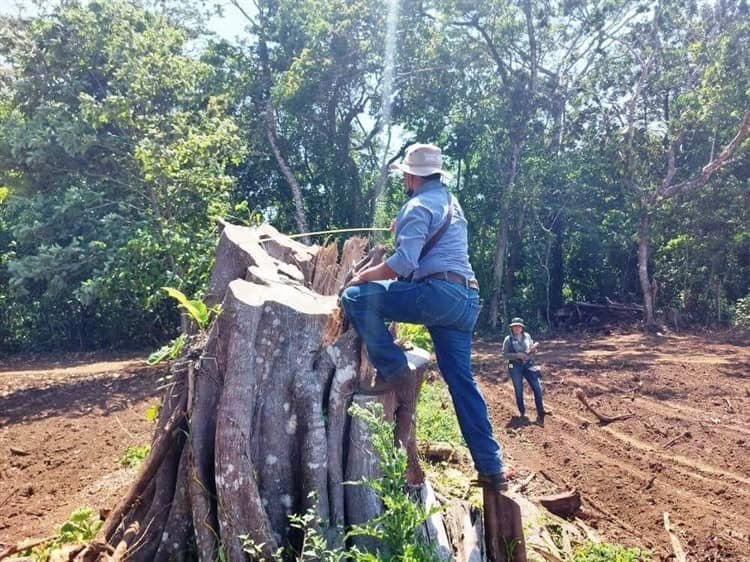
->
[76, 223, 525, 562]
[637, 211, 656, 327]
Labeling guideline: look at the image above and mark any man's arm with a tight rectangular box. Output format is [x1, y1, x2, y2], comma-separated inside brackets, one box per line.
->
[384, 205, 431, 278]
[348, 261, 398, 285]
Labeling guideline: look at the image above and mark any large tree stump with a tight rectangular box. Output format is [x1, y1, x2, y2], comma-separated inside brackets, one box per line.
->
[78, 223, 523, 561]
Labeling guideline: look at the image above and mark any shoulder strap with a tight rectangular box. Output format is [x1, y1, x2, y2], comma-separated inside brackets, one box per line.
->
[419, 195, 454, 261]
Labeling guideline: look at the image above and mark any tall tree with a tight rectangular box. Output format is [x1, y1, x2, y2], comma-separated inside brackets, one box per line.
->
[607, 1, 750, 326]
[0, 1, 246, 349]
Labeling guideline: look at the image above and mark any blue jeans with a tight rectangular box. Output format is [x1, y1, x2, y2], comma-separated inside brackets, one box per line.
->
[341, 278, 503, 475]
[509, 364, 544, 417]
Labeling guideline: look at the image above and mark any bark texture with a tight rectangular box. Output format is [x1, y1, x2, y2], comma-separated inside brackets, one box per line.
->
[77, 223, 524, 562]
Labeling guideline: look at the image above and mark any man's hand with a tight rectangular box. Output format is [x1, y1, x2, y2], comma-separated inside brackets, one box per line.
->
[389, 219, 396, 234]
[517, 352, 529, 361]
[529, 343, 538, 354]
[346, 261, 398, 287]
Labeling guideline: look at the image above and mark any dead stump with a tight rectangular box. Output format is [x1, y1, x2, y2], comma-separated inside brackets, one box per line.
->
[77, 223, 523, 561]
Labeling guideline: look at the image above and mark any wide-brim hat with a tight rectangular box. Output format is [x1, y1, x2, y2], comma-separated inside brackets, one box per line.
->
[390, 143, 452, 179]
[509, 317, 525, 329]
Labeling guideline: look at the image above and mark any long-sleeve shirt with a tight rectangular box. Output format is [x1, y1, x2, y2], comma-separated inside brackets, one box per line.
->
[385, 179, 476, 282]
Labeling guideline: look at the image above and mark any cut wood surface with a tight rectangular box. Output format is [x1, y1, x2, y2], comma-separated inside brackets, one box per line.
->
[537, 490, 581, 518]
[69, 223, 524, 562]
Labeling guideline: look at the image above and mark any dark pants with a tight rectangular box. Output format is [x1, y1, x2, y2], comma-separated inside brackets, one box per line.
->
[509, 363, 544, 417]
[341, 278, 503, 475]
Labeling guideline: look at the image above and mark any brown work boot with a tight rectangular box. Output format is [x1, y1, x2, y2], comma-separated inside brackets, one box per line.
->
[473, 472, 509, 492]
[357, 364, 411, 395]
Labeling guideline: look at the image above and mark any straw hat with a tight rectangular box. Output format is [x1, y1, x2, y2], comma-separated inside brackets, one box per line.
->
[390, 143, 452, 178]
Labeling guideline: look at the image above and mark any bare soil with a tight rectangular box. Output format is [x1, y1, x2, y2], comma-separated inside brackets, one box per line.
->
[0, 353, 163, 549]
[474, 330, 750, 561]
[1, 331, 748, 561]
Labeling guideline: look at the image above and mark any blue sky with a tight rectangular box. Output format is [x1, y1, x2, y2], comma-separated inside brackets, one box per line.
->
[0, 0, 250, 44]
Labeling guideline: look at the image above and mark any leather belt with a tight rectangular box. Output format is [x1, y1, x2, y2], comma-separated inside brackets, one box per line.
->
[424, 271, 479, 290]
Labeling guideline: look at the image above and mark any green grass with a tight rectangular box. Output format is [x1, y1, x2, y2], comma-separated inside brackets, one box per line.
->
[416, 378, 465, 446]
[571, 541, 651, 562]
[398, 323, 434, 353]
[415, 378, 481, 502]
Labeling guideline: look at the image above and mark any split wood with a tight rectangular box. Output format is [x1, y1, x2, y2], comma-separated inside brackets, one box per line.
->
[0, 488, 17, 509]
[575, 389, 633, 424]
[512, 472, 536, 494]
[0, 536, 56, 561]
[663, 512, 687, 562]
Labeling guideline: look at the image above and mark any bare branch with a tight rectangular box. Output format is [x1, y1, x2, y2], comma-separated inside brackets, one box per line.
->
[659, 110, 750, 200]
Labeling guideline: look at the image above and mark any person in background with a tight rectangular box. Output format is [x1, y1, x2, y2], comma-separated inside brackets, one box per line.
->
[341, 143, 508, 492]
[502, 317, 547, 425]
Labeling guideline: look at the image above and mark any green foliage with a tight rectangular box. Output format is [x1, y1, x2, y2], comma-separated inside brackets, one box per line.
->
[571, 541, 650, 562]
[145, 402, 162, 422]
[162, 286, 220, 330]
[0, 0, 748, 353]
[241, 403, 442, 562]
[346, 402, 443, 562]
[397, 323, 433, 353]
[118, 444, 151, 468]
[25, 507, 103, 561]
[147, 333, 187, 365]
[0, 1, 245, 351]
[416, 379, 464, 449]
[732, 295, 750, 329]
[242, 494, 347, 562]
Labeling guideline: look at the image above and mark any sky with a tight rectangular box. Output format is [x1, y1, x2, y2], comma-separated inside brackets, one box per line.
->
[0, 0, 250, 44]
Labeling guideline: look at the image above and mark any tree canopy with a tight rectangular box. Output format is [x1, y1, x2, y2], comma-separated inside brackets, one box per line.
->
[1, 0, 748, 351]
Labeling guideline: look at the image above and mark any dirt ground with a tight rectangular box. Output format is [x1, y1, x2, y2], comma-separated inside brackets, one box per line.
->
[0, 353, 163, 549]
[474, 330, 750, 561]
[1, 331, 748, 560]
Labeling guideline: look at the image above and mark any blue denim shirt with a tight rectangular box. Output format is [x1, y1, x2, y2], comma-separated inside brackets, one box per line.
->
[385, 179, 476, 282]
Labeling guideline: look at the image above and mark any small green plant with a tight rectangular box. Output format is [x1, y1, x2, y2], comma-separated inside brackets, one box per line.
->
[145, 402, 161, 422]
[163, 286, 220, 330]
[147, 332, 187, 365]
[242, 494, 346, 562]
[346, 402, 443, 562]
[119, 444, 151, 468]
[397, 323, 434, 353]
[571, 540, 650, 562]
[26, 507, 103, 561]
[148, 287, 220, 365]
[241, 403, 442, 562]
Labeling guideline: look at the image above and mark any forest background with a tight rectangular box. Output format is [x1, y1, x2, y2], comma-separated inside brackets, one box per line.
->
[0, 0, 748, 353]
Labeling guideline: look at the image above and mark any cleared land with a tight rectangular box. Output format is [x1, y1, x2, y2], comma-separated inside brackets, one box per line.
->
[1, 330, 748, 560]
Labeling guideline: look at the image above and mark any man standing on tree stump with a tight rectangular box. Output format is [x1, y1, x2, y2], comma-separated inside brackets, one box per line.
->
[341, 143, 507, 492]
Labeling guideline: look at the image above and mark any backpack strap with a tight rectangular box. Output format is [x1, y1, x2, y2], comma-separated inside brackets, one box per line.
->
[418, 196, 454, 261]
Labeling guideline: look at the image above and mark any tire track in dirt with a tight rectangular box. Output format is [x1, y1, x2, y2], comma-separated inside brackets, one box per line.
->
[475, 331, 750, 561]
